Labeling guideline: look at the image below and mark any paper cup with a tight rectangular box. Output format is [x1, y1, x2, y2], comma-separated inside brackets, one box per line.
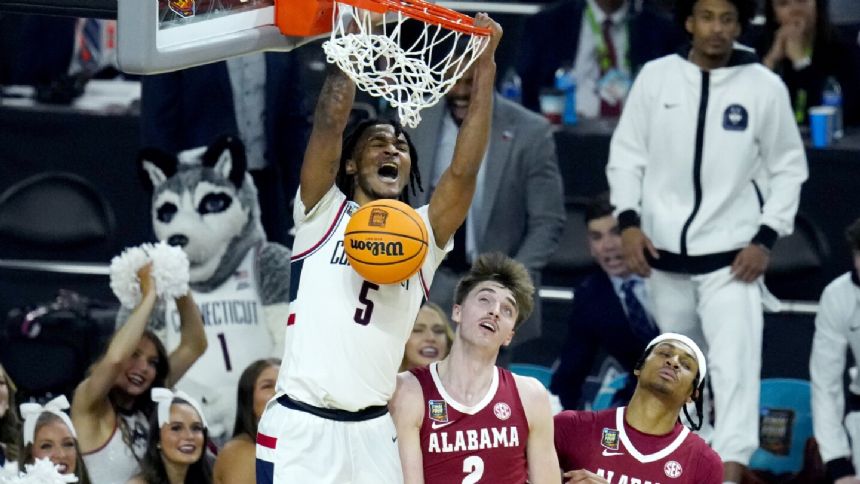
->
[809, 105, 835, 148]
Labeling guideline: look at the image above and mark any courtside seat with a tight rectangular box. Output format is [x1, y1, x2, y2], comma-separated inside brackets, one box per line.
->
[749, 378, 813, 476]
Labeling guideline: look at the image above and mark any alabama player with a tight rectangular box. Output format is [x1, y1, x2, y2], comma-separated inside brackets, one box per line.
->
[390, 253, 559, 484]
[255, 15, 503, 484]
[555, 333, 722, 484]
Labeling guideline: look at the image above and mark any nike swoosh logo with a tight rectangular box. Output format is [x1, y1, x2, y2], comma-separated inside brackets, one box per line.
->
[602, 449, 625, 456]
[431, 421, 455, 430]
[392, 436, 398, 443]
[664, 103, 679, 109]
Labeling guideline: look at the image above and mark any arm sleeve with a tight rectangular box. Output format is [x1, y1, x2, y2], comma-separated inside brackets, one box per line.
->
[512, 124, 566, 270]
[810, 282, 852, 464]
[606, 64, 654, 220]
[756, 78, 809, 238]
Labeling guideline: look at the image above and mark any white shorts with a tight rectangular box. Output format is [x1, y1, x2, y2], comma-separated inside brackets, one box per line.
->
[255, 395, 404, 484]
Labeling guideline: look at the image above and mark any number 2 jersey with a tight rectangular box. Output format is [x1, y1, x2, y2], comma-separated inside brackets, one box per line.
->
[554, 407, 722, 484]
[411, 362, 530, 484]
[279, 186, 450, 411]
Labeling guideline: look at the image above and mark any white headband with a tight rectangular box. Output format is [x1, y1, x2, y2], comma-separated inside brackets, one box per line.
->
[20, 395, 78, 446]
[151, 388, 208, 430]
[646, 333, 708, 387]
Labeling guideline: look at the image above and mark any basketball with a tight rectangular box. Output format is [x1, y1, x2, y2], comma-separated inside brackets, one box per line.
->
[344, 199, 429, 285]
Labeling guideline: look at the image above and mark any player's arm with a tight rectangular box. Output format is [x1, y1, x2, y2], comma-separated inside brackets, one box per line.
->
[811, 285, 855, 478]
[390, 372, 426, 484]
[606, 64, 658, 277]
[299, 65, 356, 212]
[165, 293, 207, 387]
[427, 13, 501, 247]
[515, 375, 561, 484]
[73, 266, 156, 437]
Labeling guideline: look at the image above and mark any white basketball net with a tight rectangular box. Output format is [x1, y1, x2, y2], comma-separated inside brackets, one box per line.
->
[322, 2, 490, 128]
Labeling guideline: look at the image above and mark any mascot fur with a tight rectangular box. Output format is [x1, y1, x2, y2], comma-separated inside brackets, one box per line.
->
[135, 134, 290, 442]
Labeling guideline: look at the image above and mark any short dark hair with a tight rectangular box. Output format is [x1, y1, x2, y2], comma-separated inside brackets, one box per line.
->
[585, 193, 614, 225]
[675, 0, 756, 32]
[846, 217, 860, 252]
[454, 252, 535, 328]
[336, 118, 423, 205]
[232, 358, 280, 439]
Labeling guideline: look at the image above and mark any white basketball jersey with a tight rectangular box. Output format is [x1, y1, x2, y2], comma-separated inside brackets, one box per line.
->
[278, 186, 450, 411]
[164, 244, 272, 436]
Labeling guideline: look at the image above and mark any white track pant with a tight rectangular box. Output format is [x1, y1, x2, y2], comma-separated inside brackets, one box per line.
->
[648, 266, 762, 465]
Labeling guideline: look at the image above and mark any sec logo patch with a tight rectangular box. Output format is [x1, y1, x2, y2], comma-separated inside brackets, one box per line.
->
[493, 402, 511, 420]
[664, 460, 683, 478]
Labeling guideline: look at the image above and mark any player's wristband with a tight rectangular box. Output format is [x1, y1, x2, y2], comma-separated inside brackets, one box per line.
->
[751, 225, 777, 251]
[826, 457, 855, 481]
[617, 210, 641, 232]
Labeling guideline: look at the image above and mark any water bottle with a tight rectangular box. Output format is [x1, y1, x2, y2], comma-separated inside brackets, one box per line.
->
[822, 76, 844, 139]
[500, 68, 522, 104]
[554, 65, 577, 126]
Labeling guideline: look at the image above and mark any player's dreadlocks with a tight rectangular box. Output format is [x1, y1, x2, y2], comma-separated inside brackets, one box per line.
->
[336, 118, 424, 206]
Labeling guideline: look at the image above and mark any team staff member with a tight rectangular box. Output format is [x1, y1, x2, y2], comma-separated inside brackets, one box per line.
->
[255, 14, 503, 484]
[555, 333, 722, 484]
[606, 0, 808, 481]
[391, 253, 559, 484]
[811, 217, 860, 484]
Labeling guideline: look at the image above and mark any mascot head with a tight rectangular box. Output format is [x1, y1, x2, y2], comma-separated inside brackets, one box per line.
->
[139, 135, 264, 288]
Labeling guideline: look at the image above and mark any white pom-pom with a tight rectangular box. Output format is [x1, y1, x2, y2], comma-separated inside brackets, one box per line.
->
[109, 242, 190, 309]
[109, 245, 151, 309]
[146, 242, 190, 300]
[0, 458, 78, 484]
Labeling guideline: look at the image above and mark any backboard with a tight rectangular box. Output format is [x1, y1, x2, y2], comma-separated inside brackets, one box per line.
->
[117, 0, 324, 74]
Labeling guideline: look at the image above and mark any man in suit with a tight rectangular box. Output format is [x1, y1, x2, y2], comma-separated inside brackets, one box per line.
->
[408, 61, 566, 364]
[517, 0, 685, 116]
[550, 195, 658, 410]
[140, 51, 310, 245]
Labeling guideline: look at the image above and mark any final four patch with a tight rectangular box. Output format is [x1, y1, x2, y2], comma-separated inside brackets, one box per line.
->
[428, 400, 449, 423]
[601, 428, 620, 450]
[723, 104, 748, 131]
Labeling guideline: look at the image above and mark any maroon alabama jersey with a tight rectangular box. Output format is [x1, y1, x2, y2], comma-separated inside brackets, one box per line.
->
[411, 362, 530, 484]
[555, 407, 722, 484]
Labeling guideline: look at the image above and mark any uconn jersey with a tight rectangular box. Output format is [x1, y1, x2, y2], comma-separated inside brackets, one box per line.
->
[164, 244, 271, 437]
[280, 186, 449, 411]
[555, 407, 722, 484]
[412, 362, 529, 484]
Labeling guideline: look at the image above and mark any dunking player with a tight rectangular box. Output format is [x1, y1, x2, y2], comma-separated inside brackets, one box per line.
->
[254, 14, 503, 484]
[390, 253, 559, 484]
[555, 333, 722, 483]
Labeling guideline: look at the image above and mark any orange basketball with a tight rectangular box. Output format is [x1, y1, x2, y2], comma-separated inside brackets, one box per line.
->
[344, 199, 429, 285]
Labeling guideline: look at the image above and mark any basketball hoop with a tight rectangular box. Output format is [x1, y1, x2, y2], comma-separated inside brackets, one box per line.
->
[296, 0, 491, 128]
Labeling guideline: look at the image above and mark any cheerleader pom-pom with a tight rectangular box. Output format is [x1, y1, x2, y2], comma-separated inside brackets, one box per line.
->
[0, 458, 78, 484]
[147, 241, 190, 300]
[109, 245, 151, 309]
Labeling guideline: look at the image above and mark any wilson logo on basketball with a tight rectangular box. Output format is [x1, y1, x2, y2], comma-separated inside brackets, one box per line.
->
[369, 208, 389, 227]
[348, 239, 405, 257]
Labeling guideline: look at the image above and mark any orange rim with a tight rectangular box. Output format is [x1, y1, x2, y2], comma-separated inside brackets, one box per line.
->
[340, 0, 492, 36]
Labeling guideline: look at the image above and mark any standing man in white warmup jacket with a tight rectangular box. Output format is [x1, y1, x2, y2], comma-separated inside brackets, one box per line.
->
[606, 0, 808, 482]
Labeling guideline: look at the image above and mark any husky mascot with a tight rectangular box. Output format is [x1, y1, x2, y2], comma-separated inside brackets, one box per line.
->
[137, 134, 290, 442]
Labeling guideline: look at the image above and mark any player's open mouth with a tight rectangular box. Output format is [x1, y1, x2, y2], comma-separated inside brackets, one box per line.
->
[56, 463, 69, 473]
[378, 163, 399, 182]
[479, 321, 497, 333]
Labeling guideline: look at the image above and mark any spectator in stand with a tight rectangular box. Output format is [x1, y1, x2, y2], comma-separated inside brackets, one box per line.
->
[550, 195, 658, 410]
[399, 302, 454, 372]
[756, 0, 860, 126]
[213, 358, 280, 484]
[19, 396, 91, 483]
[0, 364, 20, 466]
[517, 0, 685, 118]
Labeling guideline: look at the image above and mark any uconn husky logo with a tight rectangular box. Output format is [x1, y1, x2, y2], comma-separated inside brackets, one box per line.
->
[723, 104, 748, 131]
